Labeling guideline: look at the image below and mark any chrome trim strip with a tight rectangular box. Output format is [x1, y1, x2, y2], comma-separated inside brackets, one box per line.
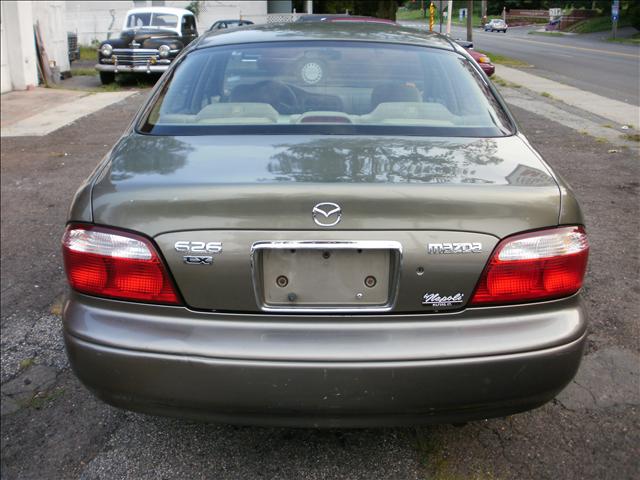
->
[250, 240, 403, 313]
[113, 48, 159, 54]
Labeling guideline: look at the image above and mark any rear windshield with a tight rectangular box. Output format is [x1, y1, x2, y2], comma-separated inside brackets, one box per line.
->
[139, 41, 513, 136]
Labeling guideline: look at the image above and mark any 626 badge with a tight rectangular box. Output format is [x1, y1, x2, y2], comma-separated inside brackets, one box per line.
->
[174, 241, 222, 265]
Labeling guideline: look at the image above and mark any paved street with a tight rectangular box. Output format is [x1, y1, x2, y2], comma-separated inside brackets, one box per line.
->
[403, 22, 640, 105]
[1, 77, 638, 478]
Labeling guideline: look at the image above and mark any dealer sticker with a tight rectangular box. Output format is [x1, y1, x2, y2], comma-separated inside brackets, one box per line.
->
[422, 292, 464, 307]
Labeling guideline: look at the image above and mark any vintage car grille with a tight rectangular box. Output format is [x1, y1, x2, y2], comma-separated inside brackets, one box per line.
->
[112, 48, 159, 66]
[67, 33, 78, 52]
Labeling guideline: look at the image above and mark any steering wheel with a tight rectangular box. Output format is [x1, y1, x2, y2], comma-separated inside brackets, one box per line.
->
[256, 80, 299, 114]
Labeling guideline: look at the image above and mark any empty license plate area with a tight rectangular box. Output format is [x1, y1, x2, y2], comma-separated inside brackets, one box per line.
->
[253, 241, 401, 311]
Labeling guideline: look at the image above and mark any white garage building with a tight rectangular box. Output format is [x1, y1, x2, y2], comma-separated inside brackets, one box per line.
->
[1, 0, 312, 93]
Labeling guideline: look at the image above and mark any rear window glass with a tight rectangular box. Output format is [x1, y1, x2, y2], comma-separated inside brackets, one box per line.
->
[139, 41, 513, 136]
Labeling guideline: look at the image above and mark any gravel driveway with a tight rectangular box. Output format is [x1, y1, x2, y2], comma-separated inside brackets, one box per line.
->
[1, 90, 638, 480]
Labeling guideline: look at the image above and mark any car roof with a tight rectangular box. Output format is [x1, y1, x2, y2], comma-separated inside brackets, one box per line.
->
[197, 22, 456, 50]
[126, 7, 193, 16]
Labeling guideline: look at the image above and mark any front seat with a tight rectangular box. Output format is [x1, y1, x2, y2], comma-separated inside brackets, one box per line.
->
[370, 82, 422, 111]
[229, 81, 298, 114]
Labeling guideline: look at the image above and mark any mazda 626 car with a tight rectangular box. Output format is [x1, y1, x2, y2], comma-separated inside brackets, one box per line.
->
[63, 23, 589, 427]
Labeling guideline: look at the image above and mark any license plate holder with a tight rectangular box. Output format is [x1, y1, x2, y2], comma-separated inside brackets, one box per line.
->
[251, 241, 402, 312]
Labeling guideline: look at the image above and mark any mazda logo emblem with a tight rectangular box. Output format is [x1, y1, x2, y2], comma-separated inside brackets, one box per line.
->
[312, 202, 342, 227]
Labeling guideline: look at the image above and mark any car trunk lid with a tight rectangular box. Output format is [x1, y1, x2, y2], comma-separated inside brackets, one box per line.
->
[91, 134, 560, 313]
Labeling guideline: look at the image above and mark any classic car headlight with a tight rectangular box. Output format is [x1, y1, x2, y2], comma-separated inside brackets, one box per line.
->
[100, 44, 113, 57]
[158, 45, 171, 58]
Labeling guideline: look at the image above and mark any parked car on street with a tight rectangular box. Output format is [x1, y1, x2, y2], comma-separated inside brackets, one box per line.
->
[208, 19, 254, 31]
[65, 23, 588, 427]
[545, 18, 561, 31]
[454, 39, 494, 76]
[95, 7, 198, 84]
[484, 19, 508, 32]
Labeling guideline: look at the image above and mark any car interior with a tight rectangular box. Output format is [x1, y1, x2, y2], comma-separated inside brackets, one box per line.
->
[150, 43, 504, 129]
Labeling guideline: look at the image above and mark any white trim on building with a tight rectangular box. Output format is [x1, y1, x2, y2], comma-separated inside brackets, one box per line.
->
[1, 1, 39, 93]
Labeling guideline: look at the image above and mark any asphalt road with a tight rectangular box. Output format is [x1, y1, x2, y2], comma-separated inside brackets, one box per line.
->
[403, 22, 640, 106]
[1, 84, 639, 479]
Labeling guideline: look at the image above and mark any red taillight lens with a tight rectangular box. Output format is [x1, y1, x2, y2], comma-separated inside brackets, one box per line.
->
[471, 226, 589, 306]
[62, 224, 180, 305]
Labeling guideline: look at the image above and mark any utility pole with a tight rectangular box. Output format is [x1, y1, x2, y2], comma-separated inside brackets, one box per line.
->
[466, 0, 473, 42]
[446, 0, 452, 35]
[439, 0, 443, 33]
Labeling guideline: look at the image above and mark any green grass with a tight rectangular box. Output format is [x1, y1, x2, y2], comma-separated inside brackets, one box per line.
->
[79, 46, 96, 61]
[565, 16, 631, 34]
[476, 49, 530, 67]
[492, 76, 521, 88]
[606, 33, 640, 44]
[71, 68, 96, 77]
[540, 91, 553, 98]
[396, 8, 426, 21]
[529, 31, 567, 36]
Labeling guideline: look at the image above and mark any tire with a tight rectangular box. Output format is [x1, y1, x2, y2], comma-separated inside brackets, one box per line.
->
[99, 71, 115, 85]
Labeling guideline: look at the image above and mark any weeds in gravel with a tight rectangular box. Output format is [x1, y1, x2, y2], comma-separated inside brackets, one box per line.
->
[71, 68, 96, 77]
[413, 429, 499, 480]
[540, 92, 553, 99]
[19, 358, 35, 370]
[95, 83, 124, 92]
[26, 387, 65, 410]
[492, 76, 521, 89]
[621, 133, 640, 142]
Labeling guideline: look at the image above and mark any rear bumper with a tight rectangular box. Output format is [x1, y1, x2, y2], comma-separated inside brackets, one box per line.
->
[63, 293, 587, 427]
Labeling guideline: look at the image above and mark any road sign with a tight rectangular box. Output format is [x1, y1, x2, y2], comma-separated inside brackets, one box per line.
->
[612, 0, 619, 39]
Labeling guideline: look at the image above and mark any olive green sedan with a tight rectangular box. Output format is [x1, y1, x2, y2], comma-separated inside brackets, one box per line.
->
[62, 23, 589, 427]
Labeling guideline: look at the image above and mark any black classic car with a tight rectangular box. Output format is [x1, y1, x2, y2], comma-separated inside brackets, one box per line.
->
[96, 7, 198, 84]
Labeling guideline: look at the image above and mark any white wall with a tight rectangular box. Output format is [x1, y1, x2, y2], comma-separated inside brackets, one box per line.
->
[1, 10, 11, 93]
[65, 1, 270, 45]
[1, 1, 38, 92]
[32, 1, 71, 73]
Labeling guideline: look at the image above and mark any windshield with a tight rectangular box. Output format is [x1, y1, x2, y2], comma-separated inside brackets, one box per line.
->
[125, 12, 178, 29]
[140, 41, 513, 136]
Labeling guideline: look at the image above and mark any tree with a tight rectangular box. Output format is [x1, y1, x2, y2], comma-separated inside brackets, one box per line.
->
[313, 0, 401, 19]
[185, 1, 203, 19]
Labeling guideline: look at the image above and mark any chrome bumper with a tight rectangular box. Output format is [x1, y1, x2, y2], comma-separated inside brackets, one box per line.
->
[64, 293, 587, 427]
[95, 63, 169, 74]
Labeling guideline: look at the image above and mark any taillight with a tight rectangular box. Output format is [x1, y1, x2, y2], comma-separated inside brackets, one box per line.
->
[471, 226, 589, 306]
[62, 224, 180, 305]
